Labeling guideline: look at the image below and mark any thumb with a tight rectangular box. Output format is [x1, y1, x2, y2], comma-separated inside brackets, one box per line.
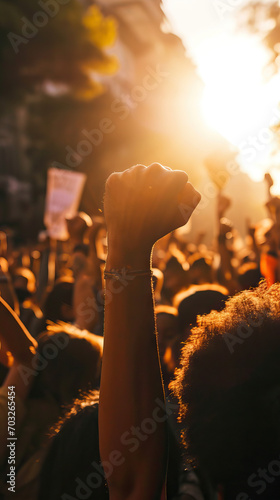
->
[177, 182, 201, 224]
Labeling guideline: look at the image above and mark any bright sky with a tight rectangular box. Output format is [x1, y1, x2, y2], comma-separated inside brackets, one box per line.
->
[162, 0, 280, 191]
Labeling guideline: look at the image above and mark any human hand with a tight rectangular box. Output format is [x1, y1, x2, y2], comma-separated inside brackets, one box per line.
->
[66, 212, 92, 242]
[264, 172, 274, 189]
[104, 163, 201, 266]
[219, 217, 233, 236]
[217, 193, 231, 219]
[246, 218, 256, 239]
[266, 196, 280, 224]
[0, 296, 37, 367]
[265, 221, 280, 251]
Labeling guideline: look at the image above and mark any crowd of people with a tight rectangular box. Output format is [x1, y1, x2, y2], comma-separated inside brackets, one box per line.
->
[0, 163, 280, 499]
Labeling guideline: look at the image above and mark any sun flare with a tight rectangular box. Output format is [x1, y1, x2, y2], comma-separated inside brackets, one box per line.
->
[199, 35, 271, 143]
[197, 33, 280, 190]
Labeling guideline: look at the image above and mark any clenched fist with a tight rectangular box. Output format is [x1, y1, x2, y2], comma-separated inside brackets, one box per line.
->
[104, 163, 201, 267]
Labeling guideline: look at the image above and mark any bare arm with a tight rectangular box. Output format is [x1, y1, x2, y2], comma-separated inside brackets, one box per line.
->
[99, 163, 201, 499]
[0, 296, 37, 398]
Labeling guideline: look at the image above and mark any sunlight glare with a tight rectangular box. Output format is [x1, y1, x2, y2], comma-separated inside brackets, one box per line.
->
[198, 34, 270, 144]
[196, 34, 280, 192]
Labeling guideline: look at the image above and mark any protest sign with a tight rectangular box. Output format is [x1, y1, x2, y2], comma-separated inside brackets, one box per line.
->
[44, 168, 87, 240]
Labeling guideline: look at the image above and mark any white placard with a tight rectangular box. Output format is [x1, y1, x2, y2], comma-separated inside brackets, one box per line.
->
[44, 168, 87, 240]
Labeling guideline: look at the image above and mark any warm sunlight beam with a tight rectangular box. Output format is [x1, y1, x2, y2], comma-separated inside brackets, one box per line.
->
[197, 33, 280, 191]
[199, 34, 271, 143]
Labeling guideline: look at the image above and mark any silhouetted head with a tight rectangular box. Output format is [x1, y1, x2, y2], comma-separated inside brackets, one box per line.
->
[30, 324, 103, 406]
[162, 256, 188, 302]
[156, 306, 180, 387]
[176, 285, 228, 336]
[39, 392, 108, 500]
[188, 254, 213, 285]
[43, 277, 74, 323]
[238, 262, 261, 291]
[171, 283, 280, 495]
[156, 306, 179, 355]
[13, 267, 36, 303]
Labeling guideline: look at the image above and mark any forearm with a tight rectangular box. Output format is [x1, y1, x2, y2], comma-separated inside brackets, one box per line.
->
[0, 297, 37, 366]
[0, 278, 19, 316]
[99, 250, 167, 499]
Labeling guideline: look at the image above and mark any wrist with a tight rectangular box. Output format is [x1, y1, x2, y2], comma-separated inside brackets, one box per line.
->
[106, 233, 152, 269]
[106, 248, 151, 271]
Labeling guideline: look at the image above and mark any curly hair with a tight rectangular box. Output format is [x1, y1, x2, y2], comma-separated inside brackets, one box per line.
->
[170, 282, 280, 486]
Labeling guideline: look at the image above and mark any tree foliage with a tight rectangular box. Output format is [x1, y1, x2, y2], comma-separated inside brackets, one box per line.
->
[241, 1, 280, 75]
[0, 0, 118, 103]
[241, 1, 280, 143]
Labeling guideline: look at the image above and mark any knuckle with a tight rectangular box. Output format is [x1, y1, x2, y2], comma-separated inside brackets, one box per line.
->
[148, 162, 164, 169]
[133, 163, 146, 169]
[146, 163, 172, 184]
[147, 162, 166, 174]
[105, 171, 121, 189]
[128, 164, 147, 175]
[173, 169, 188, 182]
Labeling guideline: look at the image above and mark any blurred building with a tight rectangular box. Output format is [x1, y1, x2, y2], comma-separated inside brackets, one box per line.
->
[95, 0, 175, 93]
[95, 0, 204, 133]
[0, 109, 32, 226]
[0, 109, 30, 177]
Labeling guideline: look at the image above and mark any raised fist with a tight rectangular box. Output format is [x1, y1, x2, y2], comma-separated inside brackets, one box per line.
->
[264, 172, 274, 189]
[104, 163, 201, 257]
